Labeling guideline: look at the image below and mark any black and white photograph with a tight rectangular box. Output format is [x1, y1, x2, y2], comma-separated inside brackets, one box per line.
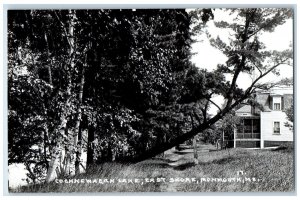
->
[6, 6, 294, 193]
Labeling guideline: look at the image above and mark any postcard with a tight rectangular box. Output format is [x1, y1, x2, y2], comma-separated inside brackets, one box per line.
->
[6, 6, 294, 193]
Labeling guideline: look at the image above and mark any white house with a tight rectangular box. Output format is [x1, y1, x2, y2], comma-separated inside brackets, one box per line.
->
[232, 85, 293, 148]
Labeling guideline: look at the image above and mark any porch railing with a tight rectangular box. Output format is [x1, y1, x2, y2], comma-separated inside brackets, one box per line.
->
[236, 132, 260, 139]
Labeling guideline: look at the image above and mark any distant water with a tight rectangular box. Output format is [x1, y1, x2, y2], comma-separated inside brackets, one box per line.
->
[8, 163, 28, 188]
[8, 152, 88, 189]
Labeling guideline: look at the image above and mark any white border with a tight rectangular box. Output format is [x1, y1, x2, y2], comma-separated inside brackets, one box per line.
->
[1, 1, 299, 200]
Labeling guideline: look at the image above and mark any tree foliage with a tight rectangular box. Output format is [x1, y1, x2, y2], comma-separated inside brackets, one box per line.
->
[8, 9, 197, 182]
[284, 99, 294, 130]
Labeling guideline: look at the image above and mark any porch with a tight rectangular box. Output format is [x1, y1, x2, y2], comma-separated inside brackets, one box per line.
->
[235, 117, 261, 148]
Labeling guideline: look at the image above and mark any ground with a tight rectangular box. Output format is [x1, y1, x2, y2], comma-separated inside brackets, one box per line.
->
[12, 142, 294, 193]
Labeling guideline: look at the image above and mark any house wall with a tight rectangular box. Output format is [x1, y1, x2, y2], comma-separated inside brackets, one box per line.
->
[260, 111, 293, 148]
[234, 86, 293, 149]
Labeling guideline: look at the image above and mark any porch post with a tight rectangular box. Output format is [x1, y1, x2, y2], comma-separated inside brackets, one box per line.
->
[260, 116, 264, 149]
[234, 128, 236, 148]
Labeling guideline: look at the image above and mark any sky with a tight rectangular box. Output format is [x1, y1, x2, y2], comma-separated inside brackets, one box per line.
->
[190, 9, 293, 115]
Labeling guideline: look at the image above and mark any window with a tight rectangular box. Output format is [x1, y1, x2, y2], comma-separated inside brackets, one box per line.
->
[236, 118, 261, 139]
[252, 119, 260, 133]
[244, 119, 252, 133]
[274, 103, 281, 110]
[274, 122, 280, 134]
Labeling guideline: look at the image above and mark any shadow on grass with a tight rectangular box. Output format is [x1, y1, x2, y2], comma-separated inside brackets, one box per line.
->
[173, 151, 194, 155]
[137, 158, 172, 169]
[140, 162, 171, 169]
[171, 156, 238, 171]
[173, 162, 196, 171]
[271, 145, 294, 153]
[210, 156, 236, 164]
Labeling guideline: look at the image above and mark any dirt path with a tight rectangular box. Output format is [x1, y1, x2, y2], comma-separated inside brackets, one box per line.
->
[158, 143, 217, 192]
[157, 149, 183, 192]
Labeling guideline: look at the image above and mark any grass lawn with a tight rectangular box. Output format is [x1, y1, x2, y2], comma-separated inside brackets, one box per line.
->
[12, 145, 294, 193]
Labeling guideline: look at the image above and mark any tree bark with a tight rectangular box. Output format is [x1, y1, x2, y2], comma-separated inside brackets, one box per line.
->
[43, 32, 52, 166]
[44, 33, 53, 85]
[46, 10, 76, 182]
[45, 118, 68, 183]
[74, 67, 85, 175]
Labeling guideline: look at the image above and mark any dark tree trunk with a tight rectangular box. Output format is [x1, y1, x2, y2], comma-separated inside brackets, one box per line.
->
[75, 124, 82, 175]
[86, 126, 95, 168]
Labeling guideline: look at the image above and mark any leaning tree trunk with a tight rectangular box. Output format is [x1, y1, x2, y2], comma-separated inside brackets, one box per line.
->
[128, 99, 245, 163]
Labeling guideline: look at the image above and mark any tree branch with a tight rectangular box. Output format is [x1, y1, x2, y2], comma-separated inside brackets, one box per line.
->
[225, 14, 251, 108]
[252, 62, 263, 76]
[245, 58, 290, 96]
[207, 98, 222, 112]
[54, 11, 73, 49]
[201, 100, 209, 123]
